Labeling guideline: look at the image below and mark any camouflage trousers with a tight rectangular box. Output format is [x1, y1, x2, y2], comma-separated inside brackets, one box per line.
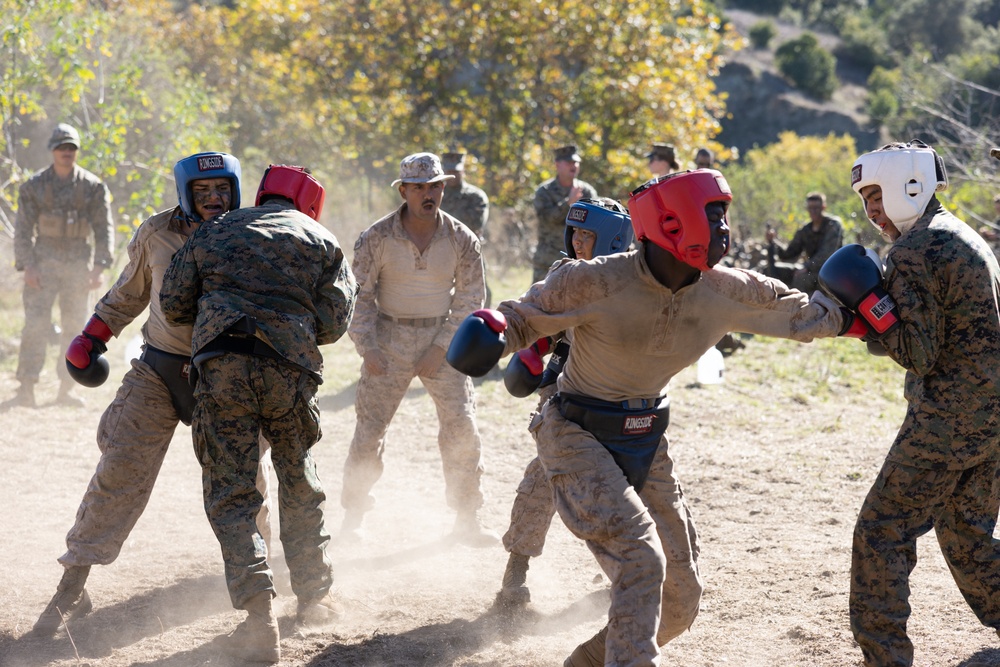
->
[342, 321, 485, 514]
[531, 399, 702, 666]
[194, 353, 331, 609]
[502, 456, 556, 557]
[60, 359, 273, 567]
[851, 458, 1000, 667]
[17, 256, 91, 384]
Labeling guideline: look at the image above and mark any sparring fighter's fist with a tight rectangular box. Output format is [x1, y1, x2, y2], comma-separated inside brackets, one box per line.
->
[65, 315, 113, 387]
[447, 308, 507, 377]
[818, 244, 900, 337]
[504, 337, 552, 398]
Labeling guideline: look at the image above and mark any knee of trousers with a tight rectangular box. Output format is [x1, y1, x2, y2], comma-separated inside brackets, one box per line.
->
[657, 562, 703, 643]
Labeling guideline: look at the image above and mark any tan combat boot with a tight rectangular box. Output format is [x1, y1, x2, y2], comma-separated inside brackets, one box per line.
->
[32, 565, 92, 638]
[222, 591, 280, 663]
[452, 508, 500, 548]
[494, 552, 531, 609]
[563, 624, 608, 667]
[295, 590, 343, 635]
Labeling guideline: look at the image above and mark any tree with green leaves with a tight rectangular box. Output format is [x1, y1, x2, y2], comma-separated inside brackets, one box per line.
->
[1, 0, 227, 250]
[165, 0, 741, 211]
[775, 32, 838, 100]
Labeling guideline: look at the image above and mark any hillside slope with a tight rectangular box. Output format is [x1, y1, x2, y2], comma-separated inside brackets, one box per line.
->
[715, 8, 883, 154]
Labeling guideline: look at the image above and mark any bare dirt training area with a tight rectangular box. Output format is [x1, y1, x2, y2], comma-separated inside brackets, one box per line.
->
[2, 297, 1000, 667]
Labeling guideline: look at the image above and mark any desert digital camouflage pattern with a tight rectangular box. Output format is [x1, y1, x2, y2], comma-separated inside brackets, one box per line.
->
[495, 243, 842, 664]
[343, 205, 486, 515]
[59, 207, 273, 570]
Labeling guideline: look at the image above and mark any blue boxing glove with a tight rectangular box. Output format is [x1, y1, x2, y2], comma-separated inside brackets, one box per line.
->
[446, 308, 507, 377]
[818, 244, 900, 337]
[504, 337, 552, 397]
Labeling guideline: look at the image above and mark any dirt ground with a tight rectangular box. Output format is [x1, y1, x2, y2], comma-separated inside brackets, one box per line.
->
[2, 322, 1000, 667]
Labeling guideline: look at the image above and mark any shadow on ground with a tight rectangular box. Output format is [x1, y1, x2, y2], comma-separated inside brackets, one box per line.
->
[0, 573, 231, 667]
[300, 588, 608, 667]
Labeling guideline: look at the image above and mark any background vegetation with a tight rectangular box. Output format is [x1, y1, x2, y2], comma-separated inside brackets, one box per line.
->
[3, 0, 1000, 268]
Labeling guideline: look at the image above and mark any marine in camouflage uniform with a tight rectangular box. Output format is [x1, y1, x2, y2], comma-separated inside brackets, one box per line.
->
[490, 171, 846, 666]
[765, 192, 843, 294]
[847, 145, 1000, 667]
[532, 145, 598, 282]
[343, 152, 494, 545]
[161, 194, 356, 623]
[8, 124, 114, 407]
[441, 152, 492, 305]
[30, 153, 276, 640]
[440, 152, 489, 238]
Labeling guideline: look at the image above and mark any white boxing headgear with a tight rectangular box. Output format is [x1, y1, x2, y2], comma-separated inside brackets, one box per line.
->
[850, 140, 947, 237]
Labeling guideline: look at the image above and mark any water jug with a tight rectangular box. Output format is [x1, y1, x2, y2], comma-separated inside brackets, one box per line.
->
[696, 346, 724, 385]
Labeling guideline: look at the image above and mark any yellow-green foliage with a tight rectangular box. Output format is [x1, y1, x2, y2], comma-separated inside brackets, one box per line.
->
[724, 132, 863, 243]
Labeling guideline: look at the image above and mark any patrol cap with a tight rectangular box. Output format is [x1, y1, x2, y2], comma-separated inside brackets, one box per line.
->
[48, 123, 81, 151]
[441, 152, 466, 171]
[391, 152, 455, 187]
[646, 143, 679, 170]
[554, 145, 581, 162]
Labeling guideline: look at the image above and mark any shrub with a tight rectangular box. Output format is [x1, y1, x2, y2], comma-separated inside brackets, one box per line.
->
[775, 32, 838, 100]
[749, 20, 777, 49]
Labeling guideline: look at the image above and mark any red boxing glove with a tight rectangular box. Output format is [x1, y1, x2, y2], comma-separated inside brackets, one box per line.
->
[66, 315, 113, 370]
[838, 309, 872, 339]
[516, 347, 545, 375]
[472, 308, 507, 334]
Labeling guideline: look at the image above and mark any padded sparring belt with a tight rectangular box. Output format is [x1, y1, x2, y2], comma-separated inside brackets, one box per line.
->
[555, 393, 670, 493]
[140, 345, 196, 425]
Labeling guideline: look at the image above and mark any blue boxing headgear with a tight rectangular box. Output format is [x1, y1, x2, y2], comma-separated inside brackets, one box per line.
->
[173, 152, 241, 219]
[564, 198, 634, 259]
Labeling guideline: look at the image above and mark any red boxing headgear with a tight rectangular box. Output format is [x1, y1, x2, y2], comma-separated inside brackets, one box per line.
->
[255, 165, 326, 221]
[627, 169, 732, 271]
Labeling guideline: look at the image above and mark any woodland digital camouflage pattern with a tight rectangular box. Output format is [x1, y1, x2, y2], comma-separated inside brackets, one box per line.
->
[193, 353, 331, 607]
[161, 199, 356, 608]
[850, 201, 1000, 666]
[531, 177, 597, 282]
[161, 200, 357, 375]
[441, 181, 489, 238]
[769, 214, 843, 293]
[14, 164, 114, 384]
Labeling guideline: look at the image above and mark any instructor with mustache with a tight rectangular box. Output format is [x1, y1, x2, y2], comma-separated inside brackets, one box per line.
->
[340, 152, 497, 545]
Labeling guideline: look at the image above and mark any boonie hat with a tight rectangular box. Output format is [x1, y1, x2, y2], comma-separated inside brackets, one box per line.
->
[554, 145, 582, 162]
[48, 123, 81, 151]
[392, 152, 455, 187]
